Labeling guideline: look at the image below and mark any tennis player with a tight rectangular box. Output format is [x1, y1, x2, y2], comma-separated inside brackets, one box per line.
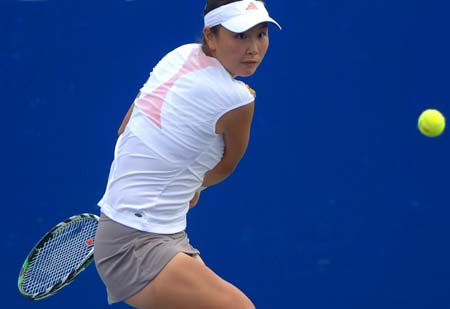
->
[94, 1, 281, 308]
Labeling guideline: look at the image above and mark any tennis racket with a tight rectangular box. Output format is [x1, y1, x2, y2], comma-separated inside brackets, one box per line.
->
[18, 213, 99, 300]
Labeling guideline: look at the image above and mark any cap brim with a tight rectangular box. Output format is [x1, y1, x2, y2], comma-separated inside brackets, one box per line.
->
[221, 14, 282, 33]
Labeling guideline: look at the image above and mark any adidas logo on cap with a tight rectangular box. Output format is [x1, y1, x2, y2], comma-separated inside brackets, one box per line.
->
[245, 2, 258, 10]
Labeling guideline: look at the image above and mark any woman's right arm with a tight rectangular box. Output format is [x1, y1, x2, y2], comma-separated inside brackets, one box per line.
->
[201, 102, 255, 188]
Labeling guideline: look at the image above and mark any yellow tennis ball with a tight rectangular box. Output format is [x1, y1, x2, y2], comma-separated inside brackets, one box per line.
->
[418, 109, 446, 137]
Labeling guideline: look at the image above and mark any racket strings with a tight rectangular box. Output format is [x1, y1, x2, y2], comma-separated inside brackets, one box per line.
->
[21, 218, 98, 296]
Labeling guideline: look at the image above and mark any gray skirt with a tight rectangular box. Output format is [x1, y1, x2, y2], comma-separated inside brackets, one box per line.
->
[94, 213, 200, 304]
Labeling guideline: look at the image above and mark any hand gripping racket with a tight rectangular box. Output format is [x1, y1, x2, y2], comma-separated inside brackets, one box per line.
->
[18, 213, 99, 300]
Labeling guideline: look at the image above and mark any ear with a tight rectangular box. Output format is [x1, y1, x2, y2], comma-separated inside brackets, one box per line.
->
[203, 27, 217, 52]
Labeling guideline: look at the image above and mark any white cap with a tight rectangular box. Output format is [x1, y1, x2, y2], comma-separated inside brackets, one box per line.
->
[204, 0, 282, 33]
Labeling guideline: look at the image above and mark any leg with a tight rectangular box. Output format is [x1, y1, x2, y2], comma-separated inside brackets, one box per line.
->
[125, 253, 255, 309]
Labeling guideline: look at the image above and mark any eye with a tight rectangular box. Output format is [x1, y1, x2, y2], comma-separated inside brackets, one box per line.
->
[259, 30, 268, 38]
[235, 33, 247, 40]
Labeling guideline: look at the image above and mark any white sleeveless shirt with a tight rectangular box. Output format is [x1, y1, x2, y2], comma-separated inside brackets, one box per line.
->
[98, 44, 254, 234]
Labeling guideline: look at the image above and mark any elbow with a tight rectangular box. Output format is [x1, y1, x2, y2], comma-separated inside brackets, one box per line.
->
[218, 162, 237, 177]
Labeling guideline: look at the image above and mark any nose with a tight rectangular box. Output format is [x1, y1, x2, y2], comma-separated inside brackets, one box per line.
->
[245, 38, 259, 55]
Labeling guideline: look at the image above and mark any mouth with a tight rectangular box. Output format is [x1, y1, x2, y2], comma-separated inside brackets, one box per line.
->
[242, 60, 259, 67]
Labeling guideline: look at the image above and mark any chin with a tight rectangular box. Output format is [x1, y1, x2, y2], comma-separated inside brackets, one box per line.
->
[238, 69, 257, 77]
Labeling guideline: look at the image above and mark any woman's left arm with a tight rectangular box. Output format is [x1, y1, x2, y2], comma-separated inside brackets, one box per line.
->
[118, 92, 141, 136]
[118, 103, 134, 136]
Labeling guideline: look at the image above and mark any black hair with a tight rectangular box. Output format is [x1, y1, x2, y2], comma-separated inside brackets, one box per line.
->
[201, 0, 264, 54]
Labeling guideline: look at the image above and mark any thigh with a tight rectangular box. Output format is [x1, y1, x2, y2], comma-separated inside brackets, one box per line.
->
[125, 253, 255, 309]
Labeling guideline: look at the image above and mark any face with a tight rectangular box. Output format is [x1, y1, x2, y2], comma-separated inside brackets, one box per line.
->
[204, 23, 269, 77]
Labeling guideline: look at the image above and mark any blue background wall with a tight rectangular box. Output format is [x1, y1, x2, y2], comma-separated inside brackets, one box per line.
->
[3, 0, 450, 308]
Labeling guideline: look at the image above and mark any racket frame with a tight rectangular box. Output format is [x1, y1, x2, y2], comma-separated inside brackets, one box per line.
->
[18, 213, 99, 300]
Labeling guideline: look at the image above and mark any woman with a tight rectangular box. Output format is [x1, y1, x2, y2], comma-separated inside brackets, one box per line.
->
[94, 1, 281, 308]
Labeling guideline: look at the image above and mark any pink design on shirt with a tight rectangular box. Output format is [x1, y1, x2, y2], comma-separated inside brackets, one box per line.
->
[136, 48, 218, 128]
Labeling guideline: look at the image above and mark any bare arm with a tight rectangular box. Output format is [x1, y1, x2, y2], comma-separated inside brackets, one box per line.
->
[118, 92, 141, 136]
[201, 102, 255, 188]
